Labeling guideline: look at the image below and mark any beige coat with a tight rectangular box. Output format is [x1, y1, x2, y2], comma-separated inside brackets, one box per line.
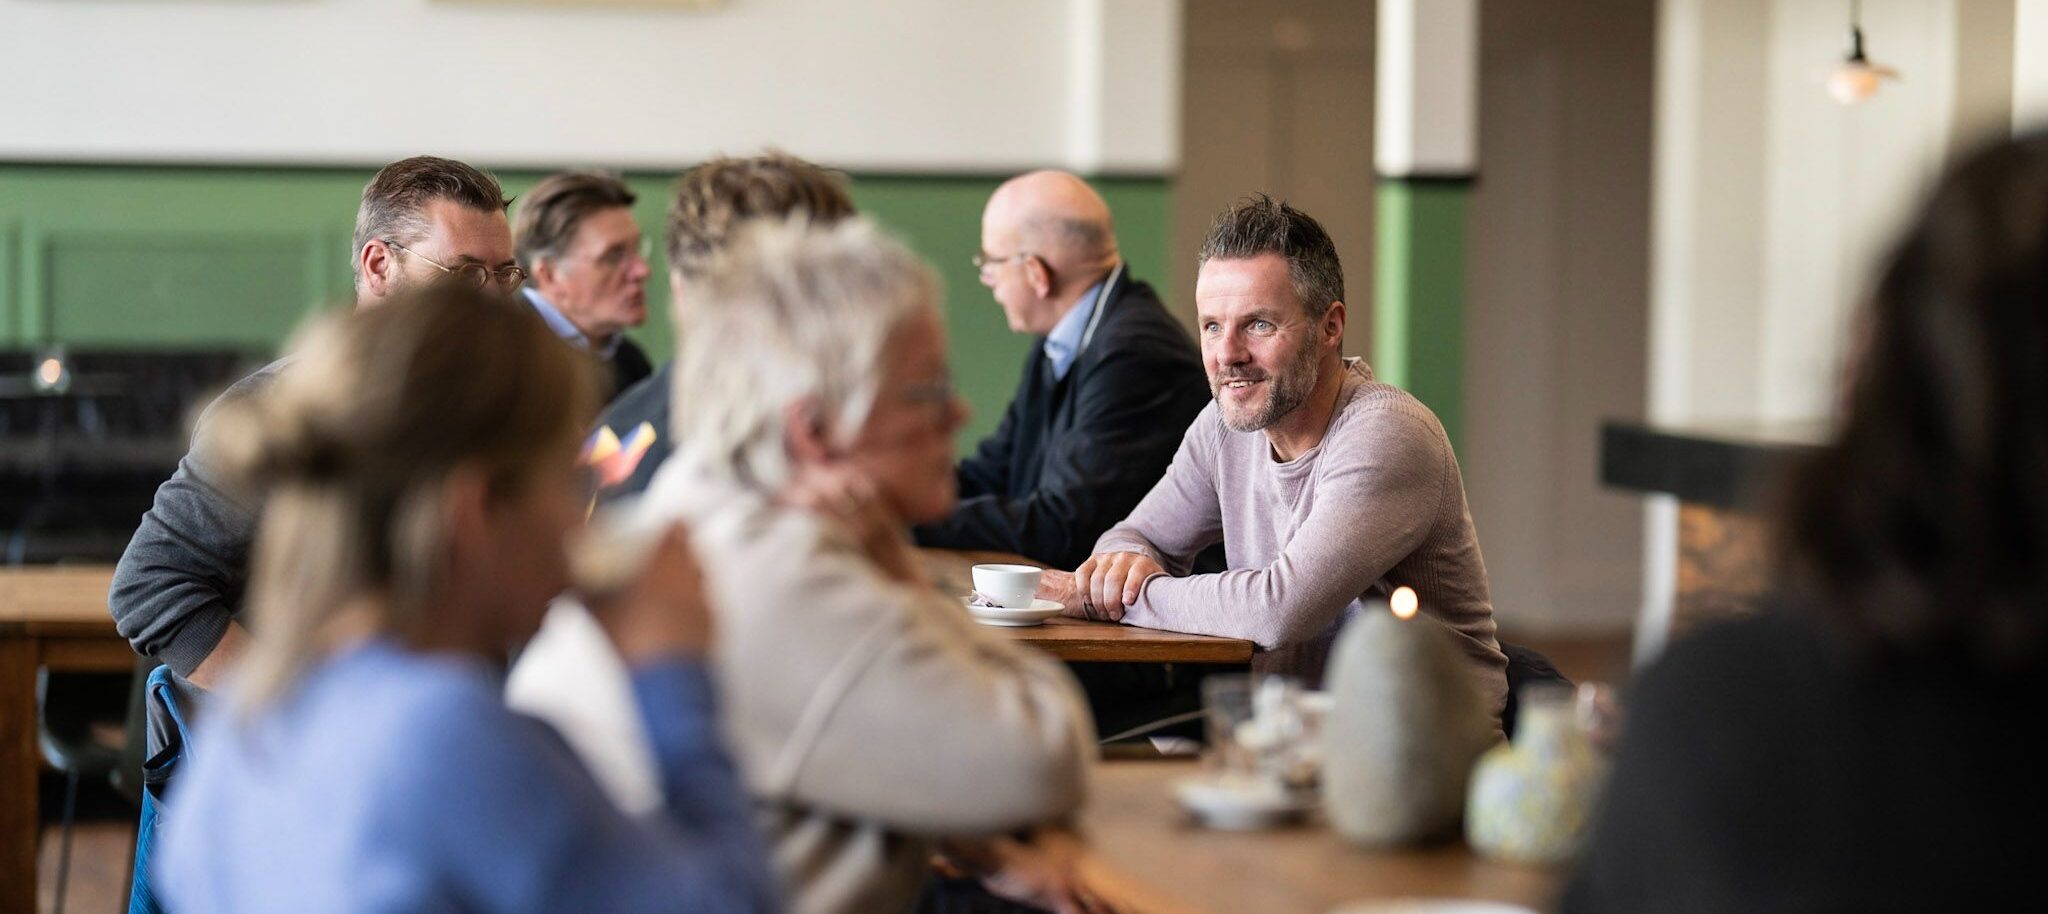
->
[510, 461, 1095, 914]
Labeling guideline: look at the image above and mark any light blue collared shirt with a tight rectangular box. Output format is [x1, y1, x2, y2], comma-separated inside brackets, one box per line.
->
[523, 287, 621, 359]
[1041, 277, 1108, 381]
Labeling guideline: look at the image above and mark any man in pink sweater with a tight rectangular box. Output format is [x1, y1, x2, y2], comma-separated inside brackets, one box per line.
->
[1039, 195, 1507, 704]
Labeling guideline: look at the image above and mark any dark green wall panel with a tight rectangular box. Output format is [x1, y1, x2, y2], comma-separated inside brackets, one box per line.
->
[0, 164, 1173, 453]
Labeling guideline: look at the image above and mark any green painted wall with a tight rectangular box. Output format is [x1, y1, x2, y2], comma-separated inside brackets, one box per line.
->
[0, 164, 1173, 452]
[1373, 179, 1469, 449]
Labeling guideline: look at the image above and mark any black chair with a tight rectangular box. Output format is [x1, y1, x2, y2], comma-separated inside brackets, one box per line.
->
[1500, 640, 1572, 739]
[36, 656, 152, 914]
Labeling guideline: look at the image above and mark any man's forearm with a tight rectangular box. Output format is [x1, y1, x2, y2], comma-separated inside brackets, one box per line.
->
[183, 621, 251, 692]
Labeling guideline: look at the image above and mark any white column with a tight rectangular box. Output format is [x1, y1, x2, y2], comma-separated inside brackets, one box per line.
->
[1374, 0, 1478, 176]
[1065, 0, 1181, 174]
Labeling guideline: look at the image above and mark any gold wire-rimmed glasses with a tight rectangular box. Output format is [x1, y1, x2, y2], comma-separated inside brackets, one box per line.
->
[386, 240, 529, 291]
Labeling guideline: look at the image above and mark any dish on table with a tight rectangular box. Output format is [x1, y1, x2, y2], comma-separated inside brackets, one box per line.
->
[1172, 772, 1315, 830]
[964, 598, 1064, 627]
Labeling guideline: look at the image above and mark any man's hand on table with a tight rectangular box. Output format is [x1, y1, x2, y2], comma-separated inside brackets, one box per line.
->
[1039, 552, 1165, 622]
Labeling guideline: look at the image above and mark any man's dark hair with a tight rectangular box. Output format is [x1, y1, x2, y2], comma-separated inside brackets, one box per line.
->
[666, 151, 856, 280]
[1197, 193, 1345, 320]
[513, 171, 637, 272]
[352, 156, 511, 288]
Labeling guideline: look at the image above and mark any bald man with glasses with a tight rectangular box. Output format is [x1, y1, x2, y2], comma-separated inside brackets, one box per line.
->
[913, 170, 1208, 571]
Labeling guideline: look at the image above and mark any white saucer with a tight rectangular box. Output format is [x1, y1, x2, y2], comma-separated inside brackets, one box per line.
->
[1172, 773, 1314, 830]
[1328, 901, 1538, 914]
[965, 598, 1064, 627]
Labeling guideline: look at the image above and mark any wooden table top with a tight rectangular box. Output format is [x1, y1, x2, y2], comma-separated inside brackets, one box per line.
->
[920, 549, 1255, 664]
[0, 564, 117, 636]
[0, 553, 1257, 664]
[1079, 760, 1563, 914]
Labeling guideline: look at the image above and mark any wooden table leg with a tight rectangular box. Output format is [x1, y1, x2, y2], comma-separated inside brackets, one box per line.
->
[0, 637, 39, 914]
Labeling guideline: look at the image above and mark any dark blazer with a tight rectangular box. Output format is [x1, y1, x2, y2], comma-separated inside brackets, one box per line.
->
[605, 337, 654, 405]
[914, 268, 1209, 569]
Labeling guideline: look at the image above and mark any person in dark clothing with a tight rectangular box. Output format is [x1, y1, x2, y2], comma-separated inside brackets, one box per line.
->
[913, 171, 1208, 570]
[1565, 133, 2048, 913]
[110, 155, 521, 913]
[111, 155, 519, 699]
[590, 152, 857, 507]
[513, 170, 656, 400]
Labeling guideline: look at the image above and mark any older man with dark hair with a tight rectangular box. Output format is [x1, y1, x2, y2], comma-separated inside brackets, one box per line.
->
[513, 170, 655, 399]
[114, 154, 518, 696]
[1043, 195, 1507, 705]
[111, 155, 519, 910]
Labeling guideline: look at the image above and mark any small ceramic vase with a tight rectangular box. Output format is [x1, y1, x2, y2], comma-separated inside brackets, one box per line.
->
[1465, 682, 1602, 865]
[1321, 606, 1499, 846]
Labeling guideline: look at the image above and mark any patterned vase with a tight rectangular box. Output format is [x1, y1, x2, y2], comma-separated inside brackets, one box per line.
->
[1465, 682, 1602, 865]
[1321, 607, 1499, 846]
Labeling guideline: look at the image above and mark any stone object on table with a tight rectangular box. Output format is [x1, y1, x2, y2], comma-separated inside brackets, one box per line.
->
[1321, 604, 1499, 846]
[1465, 682, 1605, 865]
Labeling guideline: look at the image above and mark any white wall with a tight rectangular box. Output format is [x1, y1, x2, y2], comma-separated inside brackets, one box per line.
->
[2015, 0, 2048, 130]
[1640, 0, 2016, 658]
[1653, 0, 2013, 428]
[0, 0, 1179, 173]
[1464, 0, 1653, 636]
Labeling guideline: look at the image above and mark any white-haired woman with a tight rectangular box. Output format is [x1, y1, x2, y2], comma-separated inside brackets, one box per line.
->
[511, 218, 1097, 914]
[157, 287, 779, 913]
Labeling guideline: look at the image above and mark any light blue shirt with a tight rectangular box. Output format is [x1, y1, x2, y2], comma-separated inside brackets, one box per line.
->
[1041, 276, 1108, 381]
[159, 638, 778, 914]
[523, 287, 622, 359]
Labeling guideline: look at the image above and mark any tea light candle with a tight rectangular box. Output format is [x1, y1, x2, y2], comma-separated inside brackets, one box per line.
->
[1390, 586, 1419, 620]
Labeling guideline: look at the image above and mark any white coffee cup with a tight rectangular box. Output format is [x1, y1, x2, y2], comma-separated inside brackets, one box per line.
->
[971, 563, 1043, 608]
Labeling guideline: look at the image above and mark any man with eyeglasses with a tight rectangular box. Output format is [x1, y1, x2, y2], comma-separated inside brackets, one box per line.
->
[110, 156, 516, 909]
[116, 154, 516, 696]
[512, 171, 655, 401]
[117, 154, 515, 692]
[911, 170, 1208, 572]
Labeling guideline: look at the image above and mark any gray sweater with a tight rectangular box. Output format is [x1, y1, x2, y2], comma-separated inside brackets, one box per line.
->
[1098, 359, 1507, 706]
[109, 360, 284, 679]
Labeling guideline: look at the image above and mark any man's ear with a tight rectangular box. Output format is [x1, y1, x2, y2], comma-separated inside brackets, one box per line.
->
[783, 396, 836, 465]
[359, 239, 397, 298]
[529, 257, 559, 292]
[1025, 255, 1055, 299]
[1322, 300, 1348, 351]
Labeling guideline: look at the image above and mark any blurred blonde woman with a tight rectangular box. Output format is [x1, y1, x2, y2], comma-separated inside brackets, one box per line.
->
[156, 286, 779, 914]
[511, 218, 1097, 914]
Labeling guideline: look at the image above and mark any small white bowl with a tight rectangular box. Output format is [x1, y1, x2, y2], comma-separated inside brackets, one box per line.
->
[1173, 773, 1313, 830]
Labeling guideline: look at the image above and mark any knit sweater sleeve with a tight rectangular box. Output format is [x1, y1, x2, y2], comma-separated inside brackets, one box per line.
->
[1118, 406, 1448, 649]
[1091, 403, 1226, 575]
[108, 361, 281, 676]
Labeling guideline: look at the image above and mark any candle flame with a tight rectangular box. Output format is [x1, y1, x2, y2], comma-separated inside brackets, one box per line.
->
[1390, 586, 1419, 620]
